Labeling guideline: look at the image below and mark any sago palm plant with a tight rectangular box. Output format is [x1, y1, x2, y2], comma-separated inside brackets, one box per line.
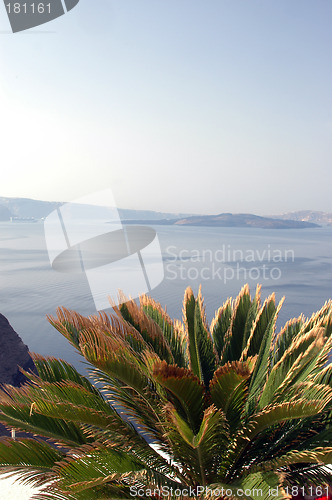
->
[0, 284, 332, 500]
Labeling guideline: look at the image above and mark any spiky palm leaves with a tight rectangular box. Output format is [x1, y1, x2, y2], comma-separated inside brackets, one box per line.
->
[0, 284, 332, 499]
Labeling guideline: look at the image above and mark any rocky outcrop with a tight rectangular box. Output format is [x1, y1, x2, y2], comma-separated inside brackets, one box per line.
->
[0, 314, 36, 436]
[0, 314, 36, 386]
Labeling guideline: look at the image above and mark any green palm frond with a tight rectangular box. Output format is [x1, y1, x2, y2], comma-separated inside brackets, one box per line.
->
[153, 361, 204, 433]
[246, 297, 284, 414]
[220, 284, 252, 363]
[183, 285, 216, 386]
[254, 446, 332, 471]
[25, 355, 99, 393]
[210, 361, 251, 431]
[117, 298, 175, 364]
[141, 295, 188, 368]
[259, 327, 326, 407]
[0, 437, 62, 485]
[0, 400, 87, 446]
[211, 297, 232, 359]
[0, 283, 331, 499]
[241, 292, 277, 361]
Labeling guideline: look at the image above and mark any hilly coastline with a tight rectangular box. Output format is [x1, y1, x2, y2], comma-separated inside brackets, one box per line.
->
[0, 196, 193, 221]
[0, 195, 326, 229]
[270, 210, 332, 226]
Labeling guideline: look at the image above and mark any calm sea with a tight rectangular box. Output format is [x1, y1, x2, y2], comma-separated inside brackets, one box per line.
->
[1, 221, 332, 370]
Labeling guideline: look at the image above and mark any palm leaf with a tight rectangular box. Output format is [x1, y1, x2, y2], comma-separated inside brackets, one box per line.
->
[272, 316, 304, 366]
[118, 298, 175, 364]
[246, 297, 284, 415]
[253, 446, 332, 471]
[210, 361, 251, 432]
[259, 327, 326, 408]
[183, 286, 216, 386]
[0, 401, 87, 446]
[0, 283, 332, 498]
[220, 284, 252, 363]
[211, 298, 232, 360]
[243, 400, 327, 442]
[25, 355, 100, 395]
[0, 437, 62, 473]
[153, 361, 204, 433]
[141, 295, 188, 367]
[241, 292, 277, 361]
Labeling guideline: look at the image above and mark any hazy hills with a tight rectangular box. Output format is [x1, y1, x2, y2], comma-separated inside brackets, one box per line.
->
[0, 196, 329, 228]
[0, 197, 61, 219]
[270, 210, 332, 226]
[0, 196, 193, 221]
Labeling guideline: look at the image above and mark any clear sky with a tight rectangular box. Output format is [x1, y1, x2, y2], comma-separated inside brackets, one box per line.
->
[0, 0, 332, 215]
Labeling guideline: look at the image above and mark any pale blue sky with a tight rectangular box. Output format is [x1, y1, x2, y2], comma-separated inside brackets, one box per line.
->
[1, 1, 332, 214]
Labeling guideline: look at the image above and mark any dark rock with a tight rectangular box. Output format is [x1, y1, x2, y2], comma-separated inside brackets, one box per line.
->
[0, 314, 36, 386]
[0, 313, 37, 437]
[0, 317, 67, 452]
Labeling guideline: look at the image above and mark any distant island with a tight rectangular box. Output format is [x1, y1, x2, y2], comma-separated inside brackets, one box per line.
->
[122, 213, 319, 229]
[0, 195, 329, 229]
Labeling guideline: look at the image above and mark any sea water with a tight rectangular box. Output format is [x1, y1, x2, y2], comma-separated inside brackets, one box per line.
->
[0, 221, 332, 371]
